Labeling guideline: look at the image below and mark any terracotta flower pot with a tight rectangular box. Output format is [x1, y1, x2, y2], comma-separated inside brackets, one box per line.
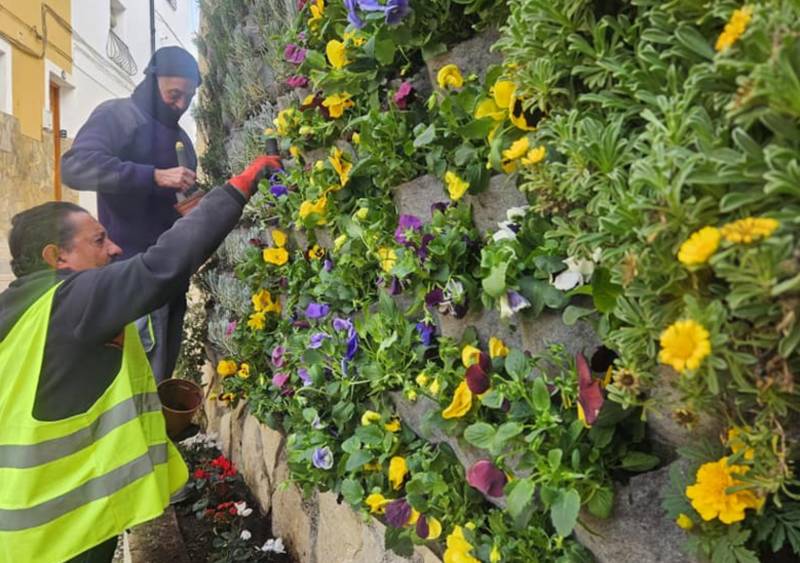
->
[158, 379, 203, 439]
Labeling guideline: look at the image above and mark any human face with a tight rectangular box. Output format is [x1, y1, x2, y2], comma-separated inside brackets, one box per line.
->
[157, 76, 197, 115]
[57, 212, 123, 271]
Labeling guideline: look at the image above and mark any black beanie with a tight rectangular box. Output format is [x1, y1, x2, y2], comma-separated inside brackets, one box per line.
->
[144, 46, 202, 85]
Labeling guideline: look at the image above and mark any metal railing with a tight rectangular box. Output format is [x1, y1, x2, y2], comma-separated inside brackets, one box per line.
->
[106, 29, 137, 76]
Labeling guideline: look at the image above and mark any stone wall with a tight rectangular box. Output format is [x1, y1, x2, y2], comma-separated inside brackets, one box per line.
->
[201, 357, 442, 563]
[0, 111, 76, 289]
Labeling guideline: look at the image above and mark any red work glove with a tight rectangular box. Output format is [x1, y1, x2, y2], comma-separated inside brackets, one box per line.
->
[228, 155, 282, 197]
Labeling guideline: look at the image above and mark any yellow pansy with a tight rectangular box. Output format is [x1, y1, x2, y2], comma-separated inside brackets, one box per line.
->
[491, 80, 515, 109]
[274, 108, 297, 136]
[365, 493, 390, 514]
[326, 39, 348, 69]
[263, 247, 289, 266]
[377, 247, 397, 273]
[490, 544, 502, 563]
[488, 337, 509, 358]
[252, 288, 276, 312]
[247, 312, 266, 331]
[308, 0, 324, 30]
[436, 64, 464, 89]
[351, 132, 361, 144]
[361, 410, 381, 426]
[271, 229, 288, 248]
[237, 363, 250, 379]
[509, 92, 537, 131]
[426, 517, 442, 540]
[502, 137, 530, 173]
[355, 207, 369, 220]
[343, 30, 365, 47]
[445, 171, 469, 200]
[363, 461, 382, 472]
[521, 145, 546, 166]
[443, 525, 479, 563]
[329, 147, 352, 186]
[461, 345, 482, 367]
[442, 381, 473, 419]
[216, 359, 238, 377]
[289, 145, 301, 159]
[658, 319, 711, 374]
[474, 98, 505, 122]
[298, 196, 328, 225]
[428, 380, 440, 395]
[334, 234, 347, 252]
[415, 373, 430, 386]
[388, 456, 408, 490]
[384, 419, 401, 433]
[308, 244, 324, 260]
[322, 92, 354, 119]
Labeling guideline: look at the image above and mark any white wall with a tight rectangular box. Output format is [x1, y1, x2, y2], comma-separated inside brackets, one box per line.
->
[67, 0, 198, 214]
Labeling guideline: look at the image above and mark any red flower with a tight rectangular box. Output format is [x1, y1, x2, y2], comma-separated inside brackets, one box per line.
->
[193, 468, 209, 480]
[576, 352, 604, 426]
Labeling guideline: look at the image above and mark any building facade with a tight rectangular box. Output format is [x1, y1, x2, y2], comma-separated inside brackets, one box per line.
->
[0, 0, 197, 289]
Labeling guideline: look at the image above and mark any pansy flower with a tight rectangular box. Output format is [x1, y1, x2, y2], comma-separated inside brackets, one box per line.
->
[466, 459, 507, 497]
[576, 352, 604, 427]
[394, 214, 422, 246]
[312, 446, 333, 470]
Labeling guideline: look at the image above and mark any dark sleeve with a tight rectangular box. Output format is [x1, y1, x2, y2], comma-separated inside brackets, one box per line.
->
[53, 185, 247, 343]
[61, 102, 155, 194]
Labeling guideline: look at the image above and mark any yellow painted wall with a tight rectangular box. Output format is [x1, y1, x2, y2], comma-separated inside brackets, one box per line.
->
[0, 0, 72, 139]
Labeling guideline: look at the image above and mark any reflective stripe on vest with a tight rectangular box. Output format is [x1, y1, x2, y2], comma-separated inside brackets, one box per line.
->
[0, 443, 167, 531]
[0, 283, 188, 562]
[0, 392, 161, 469]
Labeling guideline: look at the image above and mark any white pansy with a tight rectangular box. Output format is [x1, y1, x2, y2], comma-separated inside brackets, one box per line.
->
[551, 256, 596, 291]
[505, 206, 528, 221]
[260, 538, 286, 553]
[498, 294, 513, 319]
[492, 221, 517, 242]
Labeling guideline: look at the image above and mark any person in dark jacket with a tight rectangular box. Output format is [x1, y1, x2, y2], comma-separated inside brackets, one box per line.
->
[0, 154, 278, 563]
[61, 46, 201, 383]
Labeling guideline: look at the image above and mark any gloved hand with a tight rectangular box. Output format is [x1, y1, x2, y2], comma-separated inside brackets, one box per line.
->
[228, 155, 282, 197]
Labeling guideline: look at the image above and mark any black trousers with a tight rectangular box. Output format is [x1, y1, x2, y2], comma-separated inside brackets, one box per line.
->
[66, 537, 118, 563]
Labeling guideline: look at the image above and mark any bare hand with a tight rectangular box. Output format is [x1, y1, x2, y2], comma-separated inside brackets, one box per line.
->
[154, 167, 196, 191]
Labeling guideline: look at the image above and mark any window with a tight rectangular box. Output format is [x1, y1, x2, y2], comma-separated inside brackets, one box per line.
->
[166, 0, 177, 10]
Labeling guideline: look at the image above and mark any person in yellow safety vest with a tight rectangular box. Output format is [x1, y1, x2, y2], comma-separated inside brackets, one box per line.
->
[0, 154, 280, 562]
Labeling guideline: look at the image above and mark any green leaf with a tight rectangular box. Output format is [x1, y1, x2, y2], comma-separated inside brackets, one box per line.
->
[532, 377, 551, 411]
[374, 38, 396, 65]
[464, 422, 496, 450]
[562, 305, 593, 326]
[619, 451, 660, 472]
[550, 489, 581, 537]
[586, 487, 614, 519]
[345, 449, 374, 471]
[458, 118, 496, 139]
[548, 448, 563, 470]
[506, 478, 536, 520]
[494, 422, 524, 449]
[421, 41, 447, 61]
[413, 123, 436, 148]
[480, 389, 505, 409]
[341, 478, 364, 505]
[592, 267, 622, 313]
[505, 349, 528, 379]
[482, 262, 508, 298]
[674, 24, 715, 59]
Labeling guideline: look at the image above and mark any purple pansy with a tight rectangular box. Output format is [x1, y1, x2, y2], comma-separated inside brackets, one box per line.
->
[465, 363, 491, 395]
[425, 288, 444, 309]
[344, 0, 364, 28]
[415, 321, 436, 346]
[323, 259, 334, 272]
[286, 75, 309, 88]
[393, 81, 414, 109]
[309, 332, 329, 349]
[272, 372, 289, 388]
[415, 515, 429, 539]
[384, 0, 410, 24]
[431, 201, 450, 215]
[284, 43, 307, 65]
[271, 345, 286, 368]
[384, 498, 412, 528]
[333, 317, 359, 374]
[305, 302, 330, 319]
[270, 184, 289, 197]
[298, 367, 312, 387]
[466, 459, 507, 497]
[416, 233, 434, 261]
[332, 317, 352, 332]
[394, 214, 422, 246]
[508, 290, 531, 313]
[311, 446, 333, 470]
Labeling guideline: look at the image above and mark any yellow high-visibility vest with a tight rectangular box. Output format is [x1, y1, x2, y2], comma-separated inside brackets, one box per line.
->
[0, 284, 188, 562]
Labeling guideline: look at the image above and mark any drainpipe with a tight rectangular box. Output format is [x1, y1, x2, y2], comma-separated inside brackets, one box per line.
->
[149, 0, 156, 56]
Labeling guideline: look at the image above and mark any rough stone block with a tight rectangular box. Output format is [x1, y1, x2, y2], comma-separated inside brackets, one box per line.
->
[270, 462, 318, 562]
[437, 307, 524, 350]
[315, 492, 366, 562]
[241, 415, 273, 514]
[426, 29, 502, 87]
[646, 368, 722, 460]
[228, 402, 249, 470]
[574, 461, 696, 563]
[392, 175, 449, 221]
[361, 517, 442, 563]
[217, 412, 233, 459]
[465, 174, 526, 235]
[519, 311, 600, 359]
[260, 422, 285, 484]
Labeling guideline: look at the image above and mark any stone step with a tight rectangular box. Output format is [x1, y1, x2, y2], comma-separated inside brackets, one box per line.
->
[126, 506, 190, 563]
